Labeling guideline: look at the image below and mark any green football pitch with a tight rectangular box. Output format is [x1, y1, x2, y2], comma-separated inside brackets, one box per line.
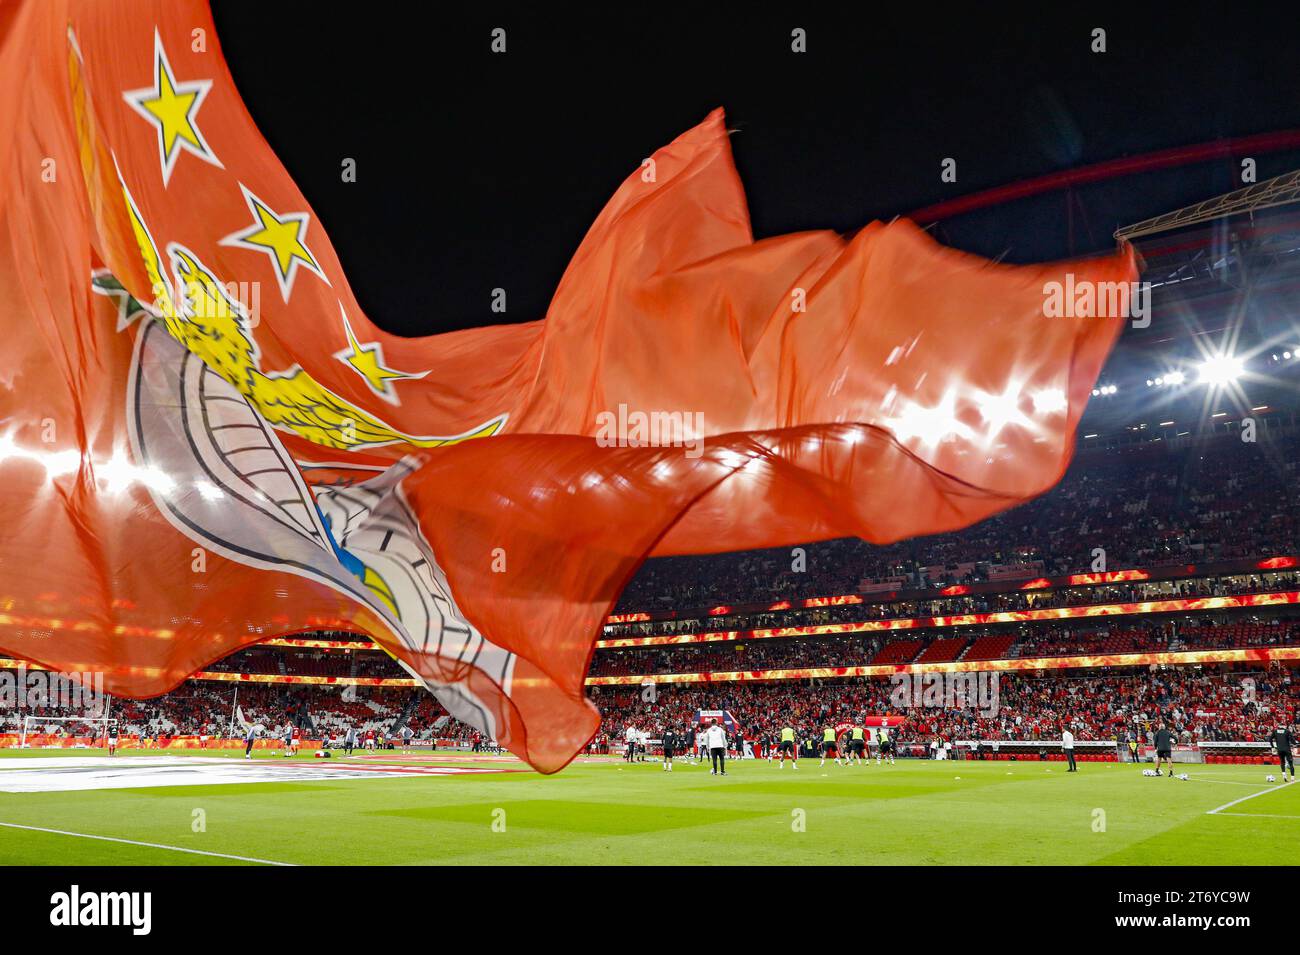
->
[0, 749, 1295, 865]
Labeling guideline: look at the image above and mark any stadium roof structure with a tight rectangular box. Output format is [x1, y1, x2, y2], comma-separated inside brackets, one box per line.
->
[1115, 167, 1300, 242]
[1082, 207, 1300, 439]
[913, 134, 1300, 440]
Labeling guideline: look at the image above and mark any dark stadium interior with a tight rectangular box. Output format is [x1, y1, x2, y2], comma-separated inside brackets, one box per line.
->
[209, 3, 1300, 332]
[15, 0, 1300, 900]
[8, 2, 1299, 768]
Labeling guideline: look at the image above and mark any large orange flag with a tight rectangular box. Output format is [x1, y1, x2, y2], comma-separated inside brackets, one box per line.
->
[0, 0, 1136, 771]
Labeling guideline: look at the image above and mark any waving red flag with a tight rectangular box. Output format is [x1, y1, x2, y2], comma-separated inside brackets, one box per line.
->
[0, 0, 1135, 771]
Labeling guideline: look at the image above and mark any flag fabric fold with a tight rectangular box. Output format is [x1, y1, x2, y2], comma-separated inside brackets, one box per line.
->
[0, 0, 1136, 772]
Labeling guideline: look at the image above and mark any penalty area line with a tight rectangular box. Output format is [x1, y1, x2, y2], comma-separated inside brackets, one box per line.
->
[1206, 784, 1295, 817]
[0, 821, 297, 866]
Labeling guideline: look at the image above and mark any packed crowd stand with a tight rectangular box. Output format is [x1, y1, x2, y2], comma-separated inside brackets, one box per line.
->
[8, 659, 1296, 751]
[3, 682, 418, 740]
[588, 618, 1300, 677]
[587, 666, 1299, 751]
[612, 431, 1300, 613]
[5, 430, 1297, 753]
[601, 570, 1300, 639]
[205, 646, 394, 679]
[10, 607, 1297, 742]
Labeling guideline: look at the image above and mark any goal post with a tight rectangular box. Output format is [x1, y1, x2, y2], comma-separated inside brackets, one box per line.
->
[17, 715, 119, 749]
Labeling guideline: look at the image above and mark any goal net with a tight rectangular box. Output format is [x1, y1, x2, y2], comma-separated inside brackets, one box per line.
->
[18, 715, 119, 749]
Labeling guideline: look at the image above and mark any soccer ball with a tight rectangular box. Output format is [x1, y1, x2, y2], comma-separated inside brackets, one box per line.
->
[1141, 769, 1158, 777]
[1176, 773, 1189, 781]
[1267, 774, 1276, 783]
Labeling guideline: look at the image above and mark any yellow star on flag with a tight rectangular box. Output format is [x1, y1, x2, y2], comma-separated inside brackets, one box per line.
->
[221, 184, 329, 301]
[332, 303, 427, 405]
[123, 30, 222, 186]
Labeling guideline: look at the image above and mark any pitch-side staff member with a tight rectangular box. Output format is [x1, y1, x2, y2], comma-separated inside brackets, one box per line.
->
[1062, 725, 1077, 772]
[706, 719, 728, 776]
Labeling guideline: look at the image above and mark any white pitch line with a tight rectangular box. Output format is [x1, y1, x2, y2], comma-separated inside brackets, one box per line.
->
[0, 821, 296, 865]
[1210, 811, 1300, 820]
[1191, 777, 1272, 788]
[1206, 783, 1295, 816]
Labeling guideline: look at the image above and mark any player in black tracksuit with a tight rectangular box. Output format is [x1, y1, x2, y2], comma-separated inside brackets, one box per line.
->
[1270, 724, 1296, 782]
[661, 727, 677, 772]
[1152, 725, 1175, 777]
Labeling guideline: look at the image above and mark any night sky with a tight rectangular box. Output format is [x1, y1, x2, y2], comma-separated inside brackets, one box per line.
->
[210, 2, 1300, 338]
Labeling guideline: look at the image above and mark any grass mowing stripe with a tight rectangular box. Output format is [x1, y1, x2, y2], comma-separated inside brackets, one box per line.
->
[0, 821, 296, 866]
